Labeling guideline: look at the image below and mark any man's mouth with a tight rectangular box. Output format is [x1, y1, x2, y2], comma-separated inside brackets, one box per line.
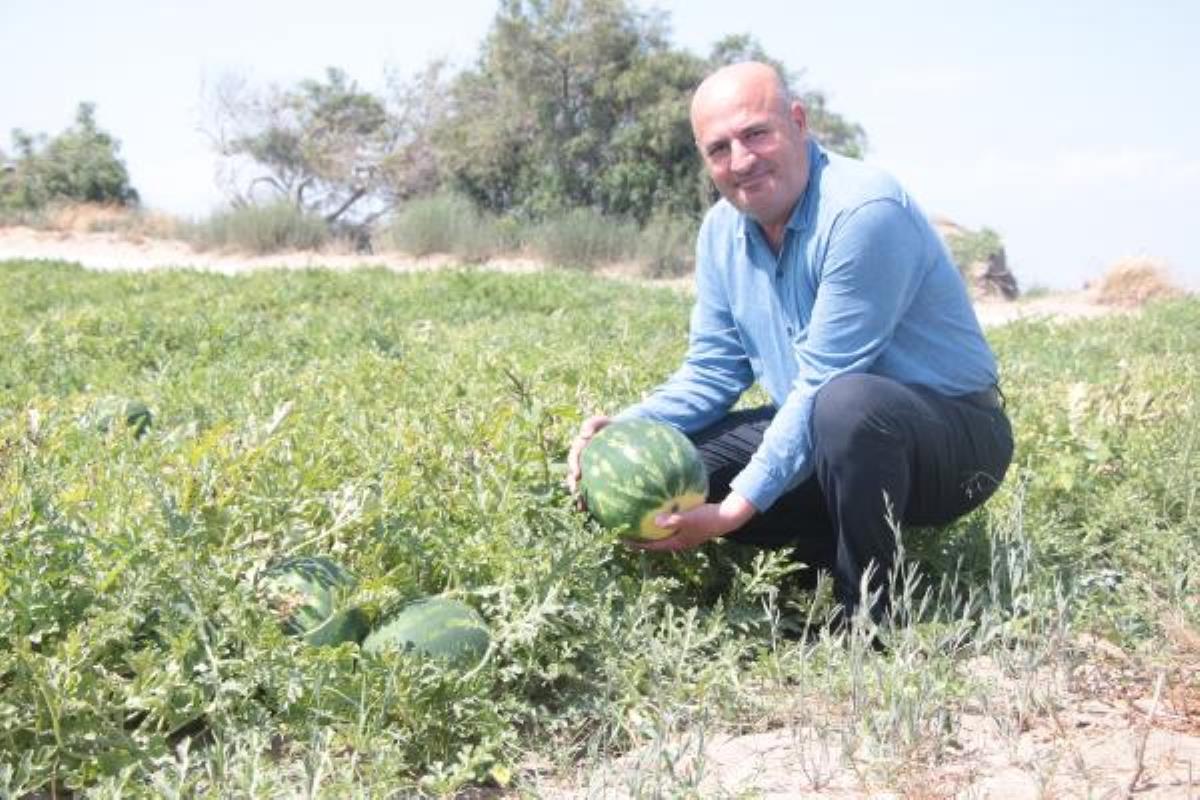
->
[736, 171, 770, 192]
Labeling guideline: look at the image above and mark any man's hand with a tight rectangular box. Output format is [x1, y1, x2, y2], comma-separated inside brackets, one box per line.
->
[633, 492, 757, 552]
[566, 414, 612, 502]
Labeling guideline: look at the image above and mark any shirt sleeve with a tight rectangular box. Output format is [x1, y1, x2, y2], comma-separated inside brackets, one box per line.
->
[730, 198, 930, 510]
[616, 224, 755, 433]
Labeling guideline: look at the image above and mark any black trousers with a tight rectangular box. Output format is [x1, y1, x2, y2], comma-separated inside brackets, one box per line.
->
[690, 373, 1014, 618]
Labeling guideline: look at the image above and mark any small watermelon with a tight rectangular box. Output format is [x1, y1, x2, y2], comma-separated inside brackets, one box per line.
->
[362, 597, 489, 665]
[579, 418, 708, 541]
[88, 397, 153, 437]
[260, 556, 366, 646]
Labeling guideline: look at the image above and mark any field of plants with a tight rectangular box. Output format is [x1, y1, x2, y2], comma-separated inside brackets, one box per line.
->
[1, 259, 1197, 797]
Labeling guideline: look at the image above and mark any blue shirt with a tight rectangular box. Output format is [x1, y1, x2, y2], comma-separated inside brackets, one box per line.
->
[618, 140, 999, 511]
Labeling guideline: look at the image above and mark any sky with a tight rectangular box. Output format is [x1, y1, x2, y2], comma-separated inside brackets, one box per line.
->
[2, 0, 1198, 290]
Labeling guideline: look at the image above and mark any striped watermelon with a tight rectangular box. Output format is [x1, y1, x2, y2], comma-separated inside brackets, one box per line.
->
[362, 597, 489, 665]
[260, 556, 367, 647]
[88, 396, 153, 438]
[579, 418, 708, 541]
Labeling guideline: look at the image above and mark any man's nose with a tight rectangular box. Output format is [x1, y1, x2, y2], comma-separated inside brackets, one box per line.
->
[730, 138, 756, 174]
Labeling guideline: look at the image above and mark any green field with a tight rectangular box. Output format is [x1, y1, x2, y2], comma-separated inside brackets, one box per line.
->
[2, 260, 1197, 796]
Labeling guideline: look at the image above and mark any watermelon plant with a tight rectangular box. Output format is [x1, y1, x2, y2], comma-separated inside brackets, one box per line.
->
[362, 596, 490, 665]
[579, 418, 708, 540]
[1, 259, 1196, 797]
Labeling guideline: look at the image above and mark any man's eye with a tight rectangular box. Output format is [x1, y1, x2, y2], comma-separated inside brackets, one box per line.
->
[746, 128, 768, 140]
[707, 143, 729, 157]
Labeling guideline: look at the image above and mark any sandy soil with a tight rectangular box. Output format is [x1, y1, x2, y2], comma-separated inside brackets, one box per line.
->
[542, 634, 1200, 799]
[0, 225, 1129, 329]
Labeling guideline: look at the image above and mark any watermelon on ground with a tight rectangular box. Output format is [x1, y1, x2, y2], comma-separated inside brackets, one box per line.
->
[87, 396, 153, 437]
[260, 555, 365, 646]
[579, 418, 708, 541]
[362, 597, 489, 665]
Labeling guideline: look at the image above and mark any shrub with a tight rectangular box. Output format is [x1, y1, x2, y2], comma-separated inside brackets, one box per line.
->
[185, 201, 330, 253]
[1094, 256, 1184, 307]
[525, 207, 639, 270]
[944, 225, 1003, 275]
[376, 192, 516, 261]
[632, 210, 697, 278]
[0, 103, 138, 212]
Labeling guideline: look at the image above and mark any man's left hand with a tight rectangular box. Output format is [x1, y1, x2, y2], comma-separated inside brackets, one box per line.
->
[632, 493, 757, 552]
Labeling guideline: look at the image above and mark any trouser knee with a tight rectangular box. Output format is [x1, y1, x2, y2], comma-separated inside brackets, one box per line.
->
[811, 374, 900, 468]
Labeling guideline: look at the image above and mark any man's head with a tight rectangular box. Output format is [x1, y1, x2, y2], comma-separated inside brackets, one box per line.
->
[690, 62, 809, 241]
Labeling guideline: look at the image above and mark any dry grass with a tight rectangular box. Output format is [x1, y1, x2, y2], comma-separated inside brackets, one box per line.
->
[33, 201, 183, 241]
[1094, 256, 1185, 308]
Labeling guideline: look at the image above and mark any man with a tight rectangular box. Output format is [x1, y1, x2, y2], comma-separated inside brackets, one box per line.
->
[567, 62, 1013, 621]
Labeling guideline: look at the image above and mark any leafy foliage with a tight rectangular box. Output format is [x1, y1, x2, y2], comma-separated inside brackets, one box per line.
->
[435, 1, 867, 221]
[183, 200, 330, 254]
[210, 67, 400, 227]
[2, 259, 1193, 794]
[0, 103, 139, 212]
[205, 1, 869, 240]
[944, 225, 1005, 271]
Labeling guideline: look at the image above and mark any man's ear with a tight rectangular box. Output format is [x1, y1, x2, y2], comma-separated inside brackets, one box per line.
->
[789, 100, 807, 133]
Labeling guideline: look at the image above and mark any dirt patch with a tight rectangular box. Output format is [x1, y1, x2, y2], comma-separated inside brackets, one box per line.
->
[0, 225, 543, 276]
[0, 226, 1141, 327]
[543, 641, 1200, 799]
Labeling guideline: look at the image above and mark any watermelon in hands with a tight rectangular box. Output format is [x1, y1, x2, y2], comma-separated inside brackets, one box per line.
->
[579, 418, 708, 541]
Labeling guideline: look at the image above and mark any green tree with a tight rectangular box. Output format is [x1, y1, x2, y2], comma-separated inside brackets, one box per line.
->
[707, 33, 867, 158]
[0, 103, 138, 211]
[210, 67, 398, 225]
[434, 1, 868, 221]
[437, 0, 691, 220]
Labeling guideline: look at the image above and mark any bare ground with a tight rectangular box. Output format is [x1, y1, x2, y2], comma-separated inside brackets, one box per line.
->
[0, 225, 1137, 329]
[538, 632, 1200, 799]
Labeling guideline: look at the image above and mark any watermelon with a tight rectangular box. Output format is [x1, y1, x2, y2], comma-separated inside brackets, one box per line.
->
[362, 597, 489, 665]
[260, 555, 366, 646]
[579, 418, 708, 541]
[88, 396, 153, 437]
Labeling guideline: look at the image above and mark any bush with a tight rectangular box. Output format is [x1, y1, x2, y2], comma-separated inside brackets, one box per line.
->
[185, 202, 330, 253]
[943, 225, 1004, 275]
[633, 210, 697, 278]
[525, 207, 640, 270]
[0, 103, 138, 212]
[1094, 256, 1184, 307]
[376, 193, 516, 261]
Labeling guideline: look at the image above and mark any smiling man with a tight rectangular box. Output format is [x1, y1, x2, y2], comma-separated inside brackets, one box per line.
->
[568, 61, 1014, 623]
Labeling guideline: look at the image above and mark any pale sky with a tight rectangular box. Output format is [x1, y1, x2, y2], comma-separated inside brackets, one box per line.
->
[3, 0, 1197, 290]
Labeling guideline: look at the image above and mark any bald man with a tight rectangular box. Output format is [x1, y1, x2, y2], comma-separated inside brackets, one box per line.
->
[569, 62, 1013, 623]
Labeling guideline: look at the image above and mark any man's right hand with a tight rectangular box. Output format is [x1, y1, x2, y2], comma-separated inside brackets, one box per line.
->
[566, 414, 612, 503]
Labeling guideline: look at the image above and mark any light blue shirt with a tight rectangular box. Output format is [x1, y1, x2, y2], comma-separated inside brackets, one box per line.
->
[618, 140, 999, 511]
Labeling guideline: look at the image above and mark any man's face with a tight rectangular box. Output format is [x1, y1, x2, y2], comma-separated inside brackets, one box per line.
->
[692, 75, 809, 234]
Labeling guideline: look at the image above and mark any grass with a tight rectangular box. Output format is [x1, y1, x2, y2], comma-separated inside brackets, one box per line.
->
[376, 192, 519, 262]
[182, 201, 331, 254]
[0, 259, 1197, 797]
[377, 194, 697, 275]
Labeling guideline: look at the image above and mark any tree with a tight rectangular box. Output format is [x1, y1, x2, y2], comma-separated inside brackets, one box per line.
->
[434, 2, 868, 221]
[0, 103, 139, 211]
[707, 34, 867, 158]
[208, 67, 399, 226]
[436, 0, 707, 221]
